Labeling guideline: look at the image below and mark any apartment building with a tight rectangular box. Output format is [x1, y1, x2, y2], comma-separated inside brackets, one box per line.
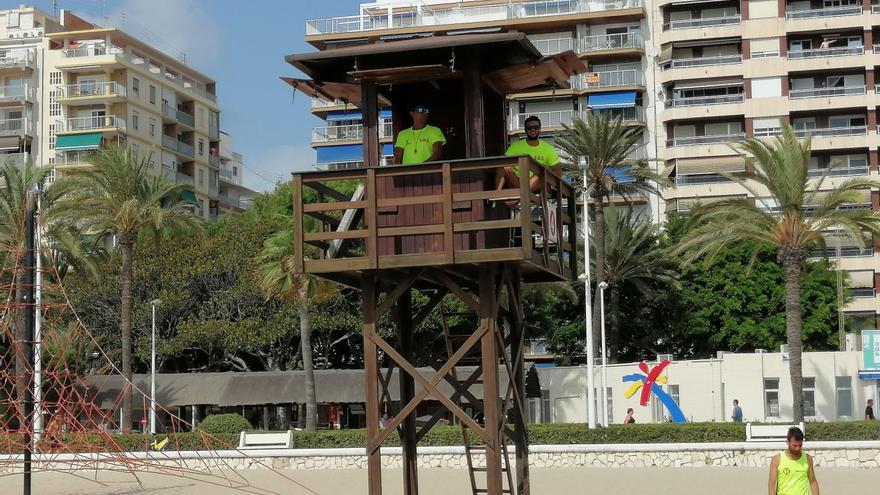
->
[304, 0, 657, 220]
[0, 7, 58, 168]
[301, 0, 880, 335]
[218, 130, 256, 213]
[0, 6, 227, 220]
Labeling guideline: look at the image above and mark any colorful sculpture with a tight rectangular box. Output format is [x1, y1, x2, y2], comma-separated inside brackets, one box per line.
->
[622, 360, 687, 423]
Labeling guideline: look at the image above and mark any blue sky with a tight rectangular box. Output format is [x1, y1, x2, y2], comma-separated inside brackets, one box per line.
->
[30, 0, 363, 191]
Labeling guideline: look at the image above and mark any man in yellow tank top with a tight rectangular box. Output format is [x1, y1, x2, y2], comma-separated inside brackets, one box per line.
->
[768, 427, 820, 495]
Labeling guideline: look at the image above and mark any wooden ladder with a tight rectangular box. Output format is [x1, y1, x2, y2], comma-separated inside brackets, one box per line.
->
[440, 303, 515, 495]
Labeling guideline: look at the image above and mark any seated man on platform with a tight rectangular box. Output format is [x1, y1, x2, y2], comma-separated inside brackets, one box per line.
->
[393, 103, 446, 165]
[497, 115, 561, 194]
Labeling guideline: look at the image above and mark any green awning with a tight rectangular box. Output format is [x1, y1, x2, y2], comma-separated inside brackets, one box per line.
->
[55, 132, 103, 151]
[179, 190, 198, 204]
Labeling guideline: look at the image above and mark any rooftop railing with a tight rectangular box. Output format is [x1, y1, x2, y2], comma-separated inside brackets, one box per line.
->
[664, 14, 741, 30]
[581, 32, 644, 53]
[785, 4, 862, 18]
[668, 54, 742, 69]
[666, 132, 744, 147]
[787, 45, 863, 59]
[305, 0, 644, 35]
[789, 85, 865, 99]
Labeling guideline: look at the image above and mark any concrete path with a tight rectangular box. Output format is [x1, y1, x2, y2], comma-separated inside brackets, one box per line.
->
[4, 466, 872, 494]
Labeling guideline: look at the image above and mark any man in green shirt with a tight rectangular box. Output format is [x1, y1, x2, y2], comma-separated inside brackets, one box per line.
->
[768, 427, 820, 495]
[497, 115, 561, 193]
[393, 103, 446, 165]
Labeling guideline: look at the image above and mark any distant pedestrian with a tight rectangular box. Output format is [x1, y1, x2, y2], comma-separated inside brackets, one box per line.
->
[731, 399, 743, 423]
[866, 399, 875, 420]
[379, 413, 391, 429]
[623, 408, 636, 424]
[768, 427, 820, 495]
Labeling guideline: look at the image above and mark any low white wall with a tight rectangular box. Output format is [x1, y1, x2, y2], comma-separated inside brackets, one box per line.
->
[1, 442, 878, 473]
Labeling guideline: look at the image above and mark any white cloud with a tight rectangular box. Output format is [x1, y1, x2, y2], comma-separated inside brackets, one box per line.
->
[245, 144, 316, 192]
[103, 0, 222, 70]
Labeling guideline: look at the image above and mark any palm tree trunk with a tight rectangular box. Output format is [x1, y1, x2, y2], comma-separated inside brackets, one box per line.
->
[299, 288, 318, 432]
[591, 202, 606, 360]
[608, 284, 621, 363]
[119, 238, 134, 433]
[782, 253, 804, 423]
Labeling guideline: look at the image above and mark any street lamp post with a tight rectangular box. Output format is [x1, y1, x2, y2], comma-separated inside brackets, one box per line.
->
[578, 156, 596, 429]
[598, 281, 609, 428]
[149, 299, 161, 435]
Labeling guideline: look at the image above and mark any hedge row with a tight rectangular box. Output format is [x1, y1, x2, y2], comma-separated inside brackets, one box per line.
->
[1, 422, 876, 453]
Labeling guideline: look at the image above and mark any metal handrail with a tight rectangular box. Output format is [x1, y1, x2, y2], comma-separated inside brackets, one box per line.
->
[668, 54, 742, 69]
[667, 133, 744, 146]
[664, 15, 740, 30]
[583, 69, 644, 88]
[176, 172, 194, 185]
[667, 94, 744, 107]
[0, 84, 35, 102]
[785, 4, 862, 18]
[581, 32, 644, 53]
[787, 45, 863, 59]
[312, 121, 394, 143]
[788, 85, 865, 98]
[794, 126, 867, 138]
[62, 115, 125, 132]
[305, 0, 644, 35]
[530, 37, 577, 56]
[0, 49, 35, 69]
[675, 173, 735, 185]
[807, 166, 869, 177]
[62, 43, 124, 58]
[60, 81, 126, 98]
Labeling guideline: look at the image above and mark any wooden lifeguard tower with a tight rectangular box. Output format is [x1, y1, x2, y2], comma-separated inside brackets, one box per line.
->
[285, 33, 582, 495]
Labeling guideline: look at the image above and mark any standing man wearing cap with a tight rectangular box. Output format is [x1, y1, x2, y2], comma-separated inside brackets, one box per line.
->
[393, 104, 446, 165]
[497, 115, 561, 193]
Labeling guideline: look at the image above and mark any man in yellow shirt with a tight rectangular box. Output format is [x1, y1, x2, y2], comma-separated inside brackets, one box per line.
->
[768, 427, 820, 495]
[393, 103, 446, 165]
[497, 116, 561, 193]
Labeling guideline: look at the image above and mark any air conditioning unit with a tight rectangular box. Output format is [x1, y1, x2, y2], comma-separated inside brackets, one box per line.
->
[656, 354, 672, 363]
[755, 349, 767, 354]
[780, 344, 789, 354]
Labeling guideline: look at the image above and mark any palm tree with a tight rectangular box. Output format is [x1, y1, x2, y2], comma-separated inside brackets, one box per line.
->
[258, 226, 327, 432]
[675, 125, 880, 422]
[47, 146, 203, 432]
[554, 112, 669, 359]
[598, 207, 678, 362]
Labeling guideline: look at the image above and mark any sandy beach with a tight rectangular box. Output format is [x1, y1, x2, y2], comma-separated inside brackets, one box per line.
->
[2, 466, 874, 494]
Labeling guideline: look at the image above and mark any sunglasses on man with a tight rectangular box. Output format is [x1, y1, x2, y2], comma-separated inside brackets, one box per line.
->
[525, 125, 541, 131]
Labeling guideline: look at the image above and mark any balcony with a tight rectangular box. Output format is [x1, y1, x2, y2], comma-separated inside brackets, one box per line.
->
[785, 4, 862, 19]
[794, 126, 867, 138]
[584, 69, 645, 89]
[789, 85, 865, 98]
[209, 183, 220, 196]
[60, 115, 125, 133]
[311, 97, 347, 109]
[59, 81, 126, 100]
[305, 0, 644, 35]
[0, 118, 32, 137]
[0, 84, 35, 104]
[667, 54, 742, 69]
[176, 172, 194, 185]
[664, 15, 741, 30]
[851, 287, 876, 298]
[812, 246, 873, 257]
[161, 103, 176, 120]
[787, 45, 863, 59]
[209, 155, 220, 167]
[160, 166, 176, 181]
[209, 124, 220, 140]
[62, 43, 124, 58]
[177, 141, 194, 157]
[675, 173, 735, 185]
[592, 106, 645, 123]
[178, 110, 195, 127]
[0, 50, 35, 71]
[667, 94, 743, 107]
[55, 150, 94, 167]
[807, 165, 869, 177]
[581, 32, 644, 53]
[666, 133, 745, 146]
[0, 152, 27, 168]
[508, 107, 646, 131]
[312, 121, 393, 143]
[531, 37, 577, 56]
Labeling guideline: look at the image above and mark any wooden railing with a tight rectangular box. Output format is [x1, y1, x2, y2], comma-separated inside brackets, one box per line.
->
[292, 156, 577, 283]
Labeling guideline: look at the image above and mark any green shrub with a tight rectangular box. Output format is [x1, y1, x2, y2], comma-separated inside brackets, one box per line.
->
[197, 413, 252, 435]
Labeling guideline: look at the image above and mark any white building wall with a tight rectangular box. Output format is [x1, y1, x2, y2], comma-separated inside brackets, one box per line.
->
[536, 351, 879, 425]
